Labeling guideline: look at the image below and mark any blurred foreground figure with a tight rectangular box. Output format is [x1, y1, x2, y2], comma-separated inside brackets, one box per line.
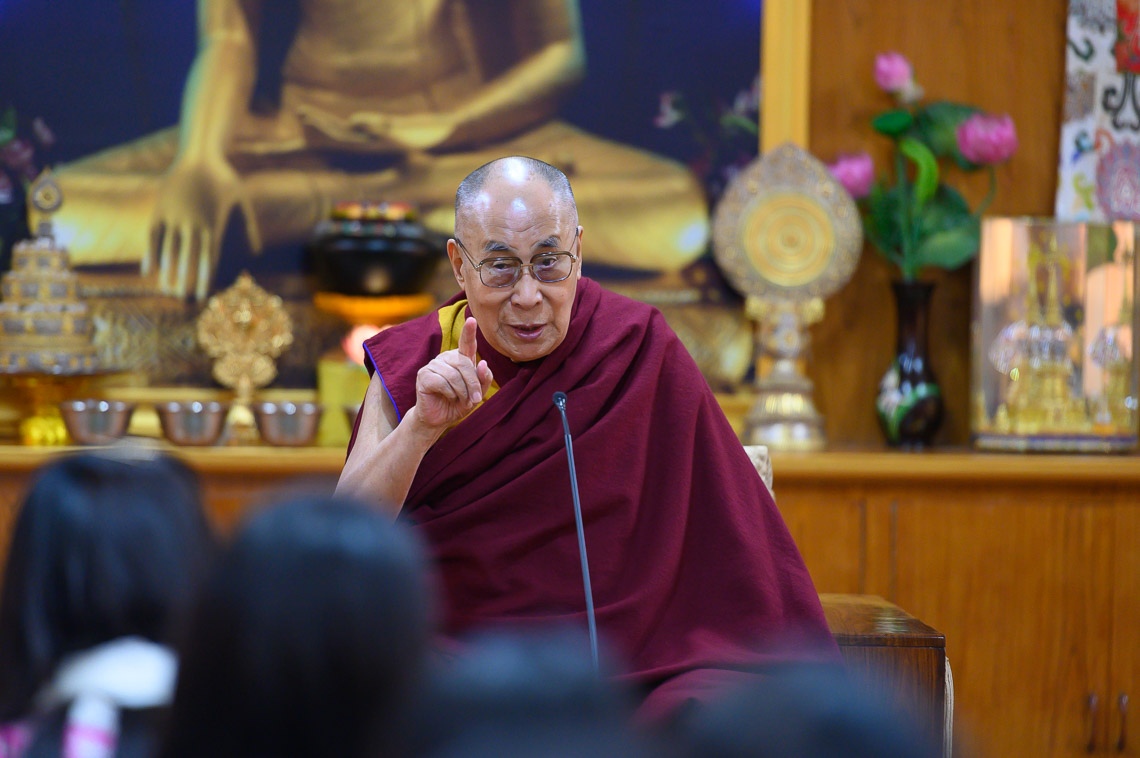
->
[674, 664, 941, 758]
[160, 495, 435, 758]
[0, 448, 214, 758]
[34, 0, 709, 299]
[408, 628, 664, 758]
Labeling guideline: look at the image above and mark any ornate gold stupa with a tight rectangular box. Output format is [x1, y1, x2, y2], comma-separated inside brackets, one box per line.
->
[0, 225, 99, 375]
[0, 175, 103, 444]
[973, 218, 1138, 453]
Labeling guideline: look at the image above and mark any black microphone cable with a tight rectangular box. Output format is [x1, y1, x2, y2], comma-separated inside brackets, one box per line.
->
[552, 391, 599, 672]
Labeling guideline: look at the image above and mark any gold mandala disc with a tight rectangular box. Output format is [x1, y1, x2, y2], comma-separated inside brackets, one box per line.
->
[712, 143, 862, 300]
[740, 192, 834, 288]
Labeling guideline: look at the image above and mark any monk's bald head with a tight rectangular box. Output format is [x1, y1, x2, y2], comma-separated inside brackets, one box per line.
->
[455, 156, 577, 232]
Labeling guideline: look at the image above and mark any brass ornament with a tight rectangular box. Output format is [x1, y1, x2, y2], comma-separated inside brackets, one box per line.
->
[196, 272, 294, 442]
[713, 143, 861, 299]
[30, 171, 64, 215]
[740, 192, 835, 287]
[712, 143, 863, 450]
[197, 272, 293, 389]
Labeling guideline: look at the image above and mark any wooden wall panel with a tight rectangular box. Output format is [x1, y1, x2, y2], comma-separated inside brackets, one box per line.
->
[806, 0, 1069, 446]
[1111, 504, 1139, 756]
[772, 486, 866, 594]
[891, 492, 1114, 757]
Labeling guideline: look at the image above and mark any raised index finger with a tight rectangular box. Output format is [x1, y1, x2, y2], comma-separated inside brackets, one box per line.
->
[458, 316, 479, 362]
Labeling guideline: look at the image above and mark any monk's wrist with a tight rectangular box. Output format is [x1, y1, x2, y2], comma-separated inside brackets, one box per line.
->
[401, 406, 447, 448]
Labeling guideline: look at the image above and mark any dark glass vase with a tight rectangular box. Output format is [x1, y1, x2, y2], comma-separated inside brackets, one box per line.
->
[875, 280, 944, 449]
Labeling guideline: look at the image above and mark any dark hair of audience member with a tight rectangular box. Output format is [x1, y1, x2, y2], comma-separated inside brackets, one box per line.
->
[160, 495, 435, 758]
[408, 627, 666, 758]
[673, 663, 941, 758]
[0, 448, 214, 756]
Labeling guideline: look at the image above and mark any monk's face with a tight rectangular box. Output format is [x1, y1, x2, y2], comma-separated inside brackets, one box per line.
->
[448, 174, 582, 363]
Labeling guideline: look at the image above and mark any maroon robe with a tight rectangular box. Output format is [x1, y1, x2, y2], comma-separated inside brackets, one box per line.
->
[354, 277, 838, 719]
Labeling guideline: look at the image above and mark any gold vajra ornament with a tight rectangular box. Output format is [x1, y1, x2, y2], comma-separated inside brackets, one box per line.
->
[196, 272, 293, 404]
[712, 142, 862, 451]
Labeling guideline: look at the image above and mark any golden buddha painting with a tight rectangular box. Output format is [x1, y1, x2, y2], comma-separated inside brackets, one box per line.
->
[0, 0, 762, 388]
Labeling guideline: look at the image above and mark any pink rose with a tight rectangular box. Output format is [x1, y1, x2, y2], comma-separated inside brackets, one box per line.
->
[956, 113, 1019, 165]
[828, 152, 875, 199]
[873, 52, 913, 94]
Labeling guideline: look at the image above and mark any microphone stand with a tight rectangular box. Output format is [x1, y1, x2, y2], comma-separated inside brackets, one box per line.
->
[552, 391, 599, 673]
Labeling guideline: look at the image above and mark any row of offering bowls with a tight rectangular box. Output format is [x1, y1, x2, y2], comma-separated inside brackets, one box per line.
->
[58, 399, 327, 447]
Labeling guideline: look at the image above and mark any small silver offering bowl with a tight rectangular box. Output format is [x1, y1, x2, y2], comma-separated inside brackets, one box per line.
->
[253, 401, 324, 447]
[59, 399, 136, 445]
[156, 400, 230, 447]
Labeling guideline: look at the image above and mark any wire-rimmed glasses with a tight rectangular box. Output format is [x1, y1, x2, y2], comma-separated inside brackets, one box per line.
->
[455, 237, 579, 288]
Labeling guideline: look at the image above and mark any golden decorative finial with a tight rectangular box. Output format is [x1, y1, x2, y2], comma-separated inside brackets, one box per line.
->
[196, 272, 294, 443]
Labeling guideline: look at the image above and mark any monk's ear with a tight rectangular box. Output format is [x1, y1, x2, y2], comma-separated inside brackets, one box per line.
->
[447, 239, 466, 288]
[575, 225, 584, 280]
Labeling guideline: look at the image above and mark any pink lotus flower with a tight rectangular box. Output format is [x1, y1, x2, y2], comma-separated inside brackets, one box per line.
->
[0, 138, 34, 175]
[732, 73, 762, 116]
[956, 113, 1019, 165]
[873, 52, 913, 94]
[828, 152, 875, 199]
[31, 117, 55, 148]
[653, 92, 684, 129]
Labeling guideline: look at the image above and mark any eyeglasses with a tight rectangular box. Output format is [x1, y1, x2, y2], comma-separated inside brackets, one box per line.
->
[455, 237, 579, 288]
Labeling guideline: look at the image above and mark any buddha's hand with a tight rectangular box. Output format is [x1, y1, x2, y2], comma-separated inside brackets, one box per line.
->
[321, 112, 456, 152]
[382, 113, 456, 151]
[146, 157, 262, 301]
[414, 317, 493, 432]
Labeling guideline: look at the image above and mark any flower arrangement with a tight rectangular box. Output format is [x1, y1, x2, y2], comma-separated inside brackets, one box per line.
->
[827, 52, 1018, 281]
[653, 74, 760, 204]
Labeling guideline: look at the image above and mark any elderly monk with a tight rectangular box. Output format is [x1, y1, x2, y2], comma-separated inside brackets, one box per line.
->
[337, 156, 838, 722]
[32, 0, 709, 300]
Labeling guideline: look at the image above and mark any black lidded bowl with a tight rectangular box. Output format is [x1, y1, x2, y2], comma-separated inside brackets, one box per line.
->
[308, 203, 446, 297]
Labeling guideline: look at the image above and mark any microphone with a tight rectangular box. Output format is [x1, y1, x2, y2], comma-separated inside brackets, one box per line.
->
[552, 391, 599, 672]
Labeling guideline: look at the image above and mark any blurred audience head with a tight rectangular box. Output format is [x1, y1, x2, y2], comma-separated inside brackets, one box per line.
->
[161, 494, 435, 758]
[409, 627, 663, 758]
[0, 446, 213, 755]
[673, 663, 941, 758]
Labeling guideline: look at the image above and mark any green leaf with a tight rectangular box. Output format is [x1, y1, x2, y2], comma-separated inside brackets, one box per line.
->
[912, 222, 981, 272]
[914, 101, 979, 164]
[915, 185, 973, 238]
[872, 109, 914, 137]
[718, 112, 760, 137]
[899, 137, 939, 210]
[0, 108, 16, 146]
[864, 182, 904, 254]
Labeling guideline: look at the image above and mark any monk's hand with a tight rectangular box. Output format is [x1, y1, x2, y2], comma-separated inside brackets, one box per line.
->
[146, 156, 262, 302]
[414, 317, 494, 432]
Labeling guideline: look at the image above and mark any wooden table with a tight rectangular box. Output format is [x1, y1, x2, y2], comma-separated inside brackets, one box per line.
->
[821, 593, 948, 756]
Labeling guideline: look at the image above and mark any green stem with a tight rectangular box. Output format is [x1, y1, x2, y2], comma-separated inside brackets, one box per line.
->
[975, 165, 998, 217]
[894, 144, 915, 280]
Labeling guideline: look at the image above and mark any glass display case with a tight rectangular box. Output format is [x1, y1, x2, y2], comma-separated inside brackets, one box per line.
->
[972, 217, 1138, 452]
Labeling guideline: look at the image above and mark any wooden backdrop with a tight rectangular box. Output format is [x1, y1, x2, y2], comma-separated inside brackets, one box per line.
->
[804, 0, 1069, 447]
